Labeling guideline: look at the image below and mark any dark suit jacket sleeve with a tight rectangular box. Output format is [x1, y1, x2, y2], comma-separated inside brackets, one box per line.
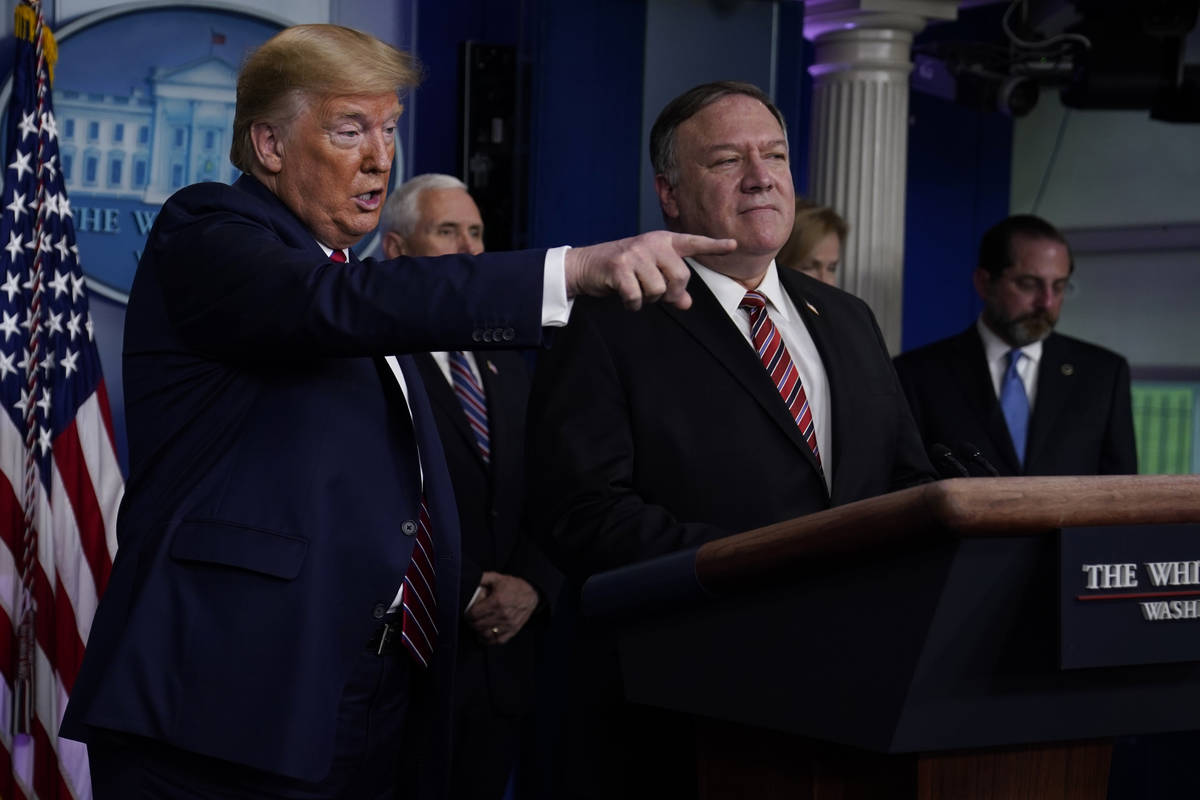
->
[527, 307, 727, 583]
[147, 181, 545, 359]
[503, 526, 565, 608]
[1101, 355, 1138, 474]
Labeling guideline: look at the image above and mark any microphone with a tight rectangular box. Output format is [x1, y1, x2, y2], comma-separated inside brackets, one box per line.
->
[930, 443, 969, 478]
[956, 441, 1000, 477]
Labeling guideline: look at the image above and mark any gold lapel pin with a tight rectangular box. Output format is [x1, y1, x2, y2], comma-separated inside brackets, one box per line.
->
[805, 300, 820, 317]
[487, 360, 499, 375]
[1061, 363, 1074, 376]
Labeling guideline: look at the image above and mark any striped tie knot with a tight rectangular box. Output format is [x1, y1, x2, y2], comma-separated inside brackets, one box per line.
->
[739, 290, 822, 466]
[738, 290, 768, 315]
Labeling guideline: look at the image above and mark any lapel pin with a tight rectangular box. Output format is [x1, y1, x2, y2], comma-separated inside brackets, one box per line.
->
[804, 300, 820, 317]
[487, 360, 499, 375]
[1061, 363, 1074, 376]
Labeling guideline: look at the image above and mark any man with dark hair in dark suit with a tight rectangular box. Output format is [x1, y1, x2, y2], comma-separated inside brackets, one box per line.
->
[381, 174, 561, 800]
[894, 213, 1136, 477]
[526, 80, 933, 799]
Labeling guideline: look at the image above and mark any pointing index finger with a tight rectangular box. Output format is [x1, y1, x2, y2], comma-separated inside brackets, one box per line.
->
[669, 233, 738, 258]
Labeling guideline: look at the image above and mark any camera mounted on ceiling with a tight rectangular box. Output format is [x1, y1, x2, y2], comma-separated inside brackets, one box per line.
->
[912, 0, 1200, 122]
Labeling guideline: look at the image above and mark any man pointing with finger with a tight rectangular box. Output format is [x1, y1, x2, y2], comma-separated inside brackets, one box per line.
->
[60, 24, 733, 800]
[527, 81, 933, 798]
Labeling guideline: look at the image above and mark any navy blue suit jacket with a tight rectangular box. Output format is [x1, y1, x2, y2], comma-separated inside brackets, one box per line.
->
[60, 175, 547, 792]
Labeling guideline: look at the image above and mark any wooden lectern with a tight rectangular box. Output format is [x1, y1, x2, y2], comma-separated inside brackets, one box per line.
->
[581, 476, 1200, 799]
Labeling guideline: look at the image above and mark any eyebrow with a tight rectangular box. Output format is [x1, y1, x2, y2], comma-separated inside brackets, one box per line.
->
[703, 139, 788, 153]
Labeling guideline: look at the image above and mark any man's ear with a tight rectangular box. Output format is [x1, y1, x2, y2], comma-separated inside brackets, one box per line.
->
[655, 174, 680, 220]
[250, 121, 285, 175]
[382, 231, 407, 259]
[972, 267, 992, 301]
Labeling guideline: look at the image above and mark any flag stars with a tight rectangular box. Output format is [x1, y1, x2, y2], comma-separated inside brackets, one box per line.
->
[60, 348, 79, 378]
[59, 195, 71, 220]
[44, 310, 63, 336]
[70, 273, 85, 302]
[35, 387, 52, 416]
[85, 313, 94, 340]
[12, 387, 32, 415]
[0, 310, 19, 340]
[7, 191, 29, 222]
[0, 349, 15, 380]
[48, 270, 69, 297]
[9, 149, 32, 181]
[40, 111, 57, 141]
[38, 426, 52, 456]
[1, 271, 19, 301]
[5, 231, 25, 262]
[39, 348, 56, 375]
[42, 192, 59, 218]
[40, 154, 57, 181]
[66, 311, 81, 340]
[54, 236, 70, 262]
[16, 111, 38, 142]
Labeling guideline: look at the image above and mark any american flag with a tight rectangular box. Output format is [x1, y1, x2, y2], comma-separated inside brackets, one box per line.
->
[0, 3, 122, 798]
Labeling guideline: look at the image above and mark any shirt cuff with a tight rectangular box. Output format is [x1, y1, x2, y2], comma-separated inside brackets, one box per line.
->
[542, 245, 574, 327]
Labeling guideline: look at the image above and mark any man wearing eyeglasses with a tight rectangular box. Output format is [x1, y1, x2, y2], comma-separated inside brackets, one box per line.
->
[894, 213, 1136, 477]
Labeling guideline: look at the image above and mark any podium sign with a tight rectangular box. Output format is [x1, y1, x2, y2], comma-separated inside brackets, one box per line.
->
[1062, 523, 1200, 669]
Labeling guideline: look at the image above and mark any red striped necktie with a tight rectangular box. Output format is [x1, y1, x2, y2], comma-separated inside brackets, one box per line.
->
[739, 290, 821, 465]
[400, 498, 438, 667]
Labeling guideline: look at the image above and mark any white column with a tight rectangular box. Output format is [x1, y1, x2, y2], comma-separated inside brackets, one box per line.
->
[804, 0, 957, 353]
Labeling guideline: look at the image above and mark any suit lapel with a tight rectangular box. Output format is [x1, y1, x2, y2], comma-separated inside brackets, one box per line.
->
[953, 327, 1022, 474]
[475, 353, 510, 472]
[777, 271, 837, 487]
[661, 271, 819, 471]
[1026, 333, 1072, 470]
[413, 353, 484, 467]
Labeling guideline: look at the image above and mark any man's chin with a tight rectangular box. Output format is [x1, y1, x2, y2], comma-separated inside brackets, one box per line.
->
[1006, 318, 1055, 347]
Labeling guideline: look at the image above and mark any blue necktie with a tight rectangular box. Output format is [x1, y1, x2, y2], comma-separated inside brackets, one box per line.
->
[1000, 349, 1030, 467]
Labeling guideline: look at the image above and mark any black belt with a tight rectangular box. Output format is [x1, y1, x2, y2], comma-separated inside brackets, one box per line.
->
[366, 613, 404, 655]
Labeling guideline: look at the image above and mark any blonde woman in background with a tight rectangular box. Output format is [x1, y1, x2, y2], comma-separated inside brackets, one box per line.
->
[777, 202, 847, 286]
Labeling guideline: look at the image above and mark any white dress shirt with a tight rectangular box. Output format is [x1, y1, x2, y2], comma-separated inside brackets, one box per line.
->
[976, 317, 1043, 410]
[689, 258, 832, 490]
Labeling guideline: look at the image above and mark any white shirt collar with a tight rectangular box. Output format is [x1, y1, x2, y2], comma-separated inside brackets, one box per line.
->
[687, 258, 791, 323]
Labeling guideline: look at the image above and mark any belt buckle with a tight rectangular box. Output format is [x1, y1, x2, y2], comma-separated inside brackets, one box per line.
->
[376, 621, 395, 655]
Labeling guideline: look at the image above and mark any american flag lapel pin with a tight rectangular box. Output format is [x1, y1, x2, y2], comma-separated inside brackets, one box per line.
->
[805, 300, 820, 317]
[487, 360, 499, 375]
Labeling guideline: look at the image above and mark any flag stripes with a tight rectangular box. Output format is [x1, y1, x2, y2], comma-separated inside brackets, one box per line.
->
[0, 4, 124, 798]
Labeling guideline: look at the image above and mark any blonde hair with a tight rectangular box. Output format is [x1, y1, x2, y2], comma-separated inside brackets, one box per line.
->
[230, 24, 421, 173]
[776, 202, 848, 271]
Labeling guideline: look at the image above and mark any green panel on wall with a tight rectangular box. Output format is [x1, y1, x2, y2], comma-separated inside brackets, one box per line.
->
[1132, 384, 1196, 474]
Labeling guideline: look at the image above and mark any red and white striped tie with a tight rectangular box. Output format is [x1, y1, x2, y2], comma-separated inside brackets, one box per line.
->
[739, 290, 821, 465]
[401, 498, 438, 667]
